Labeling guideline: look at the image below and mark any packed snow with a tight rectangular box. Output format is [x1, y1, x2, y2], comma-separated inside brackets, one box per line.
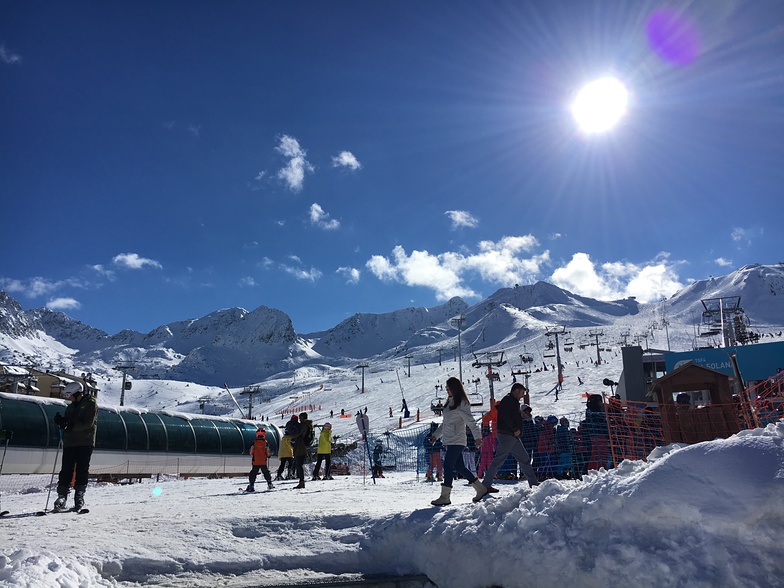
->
[0, 422, 782, 587]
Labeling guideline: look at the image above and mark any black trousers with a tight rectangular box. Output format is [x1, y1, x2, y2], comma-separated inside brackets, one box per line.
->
[313, 453, 331, 477]
[294, 455, 306, 482]
[57, 445, 93, 494]
[249, 464, 272, 486]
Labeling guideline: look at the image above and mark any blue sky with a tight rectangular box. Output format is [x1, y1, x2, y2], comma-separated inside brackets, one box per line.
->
[2, 1, 782, 336]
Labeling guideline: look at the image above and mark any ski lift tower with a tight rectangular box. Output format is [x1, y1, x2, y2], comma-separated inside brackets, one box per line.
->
[472, 350, 506, 405]
[699, 296, 745, 347]
[356, 362, 370, 394]
[450, 314, 467, 382]
[240, 385, 261, 420]
[114, 363, 136, 407]
[545, 326, 569, 390]
[587, 330, 605, 365]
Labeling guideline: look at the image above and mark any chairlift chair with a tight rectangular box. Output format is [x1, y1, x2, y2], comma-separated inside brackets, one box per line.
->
[467, 391, 484, 407]
[430, 396, 446, 415]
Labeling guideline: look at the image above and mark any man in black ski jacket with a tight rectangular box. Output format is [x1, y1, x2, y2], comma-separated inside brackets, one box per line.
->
[477, 383, 539, 499]
[53, 382, 98, 511]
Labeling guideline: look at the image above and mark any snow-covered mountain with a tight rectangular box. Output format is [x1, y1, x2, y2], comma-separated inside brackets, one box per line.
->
[1, 264, 783, 393]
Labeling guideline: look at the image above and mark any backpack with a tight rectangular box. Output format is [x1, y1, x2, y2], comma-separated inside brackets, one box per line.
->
[302, 423, 315, 446]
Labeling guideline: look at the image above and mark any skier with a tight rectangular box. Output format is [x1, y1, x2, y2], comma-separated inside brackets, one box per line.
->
[245, 428, 273, 492]
[312, 423, 333, 480]
[52, 382, 98, 512]
[275, 415, 298, 480]
[372, 439, 385, 478]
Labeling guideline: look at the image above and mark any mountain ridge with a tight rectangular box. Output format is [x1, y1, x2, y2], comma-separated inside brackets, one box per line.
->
[1, 263, 783, 387]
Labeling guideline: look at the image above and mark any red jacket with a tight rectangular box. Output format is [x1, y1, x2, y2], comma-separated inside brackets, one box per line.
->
[251, 437, 270, 466]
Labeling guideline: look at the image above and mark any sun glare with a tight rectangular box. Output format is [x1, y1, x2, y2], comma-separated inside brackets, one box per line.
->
[571, 77, 629, 134]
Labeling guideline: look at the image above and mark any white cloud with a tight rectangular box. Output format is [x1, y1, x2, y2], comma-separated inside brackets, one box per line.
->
[281, 265, 322, 282]
[112, 253, 163, 270]
[186, 123, 201, 137]
[90, 264, 116, 280]
[238, 276, 257, 287]
[730, 227, 763, 247]
[0, 277, 83, 298]
[331, 151, 362, 171]
[258, 257, 274, 269]
[445, 210, 479, 229]
[715, 257, 733, 267]
[46, 297, 81, 311]
[550, 252, 684, 303]
[365, 235, 544, 301]
[276, 135, 314, 192]
[336, 266, 360, 284]
[309, 203, 340, 230]
[0, 44, 22, 64]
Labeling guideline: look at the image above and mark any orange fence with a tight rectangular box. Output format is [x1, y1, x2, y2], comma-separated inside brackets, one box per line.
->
[277, 404, 322, 417]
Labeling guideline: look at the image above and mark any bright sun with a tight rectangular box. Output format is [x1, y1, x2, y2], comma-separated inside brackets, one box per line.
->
[571, 77, 629, 134]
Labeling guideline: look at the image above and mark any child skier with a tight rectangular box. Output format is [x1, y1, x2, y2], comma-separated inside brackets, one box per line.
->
[245, 428, 273, 492]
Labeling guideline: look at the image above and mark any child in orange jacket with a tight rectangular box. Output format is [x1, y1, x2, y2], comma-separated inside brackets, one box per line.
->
[246, 428, 274, 492]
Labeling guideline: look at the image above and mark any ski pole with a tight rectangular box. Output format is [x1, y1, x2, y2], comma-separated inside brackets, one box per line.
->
[40, 428, 63, 515]
[0, 430, 12, 516]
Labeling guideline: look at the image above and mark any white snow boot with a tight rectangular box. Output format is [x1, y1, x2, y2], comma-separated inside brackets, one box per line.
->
[431, 484, 452, 506]
[471, 480, 488, 503]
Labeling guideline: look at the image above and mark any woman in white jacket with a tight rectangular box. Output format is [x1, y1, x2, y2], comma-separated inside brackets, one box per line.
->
[429, 376, 485, 505]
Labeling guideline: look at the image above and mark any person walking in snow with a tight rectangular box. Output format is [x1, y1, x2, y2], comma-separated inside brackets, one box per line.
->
[423, 422, 443, 482]
[520, 404, 538, 477]
[246, 428, 274, 491]
[275, 415, 299, 480]
[53, 382, 98, 511]
[372, 439, 385, 478]
[312, 423, 333, 480]
[291, 412, 314, 489]
[428, 377, 485, 506]
[477, 382, 540, 499]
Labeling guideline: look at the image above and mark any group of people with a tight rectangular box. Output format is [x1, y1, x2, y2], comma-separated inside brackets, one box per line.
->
[426, 380, 603, 505]
[424, 383, 620, 505]
[253, 411, 334, 491]
[45, 375, 601, 509]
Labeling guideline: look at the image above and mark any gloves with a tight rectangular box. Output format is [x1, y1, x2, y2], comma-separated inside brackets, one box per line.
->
[54, 412, 66, 429]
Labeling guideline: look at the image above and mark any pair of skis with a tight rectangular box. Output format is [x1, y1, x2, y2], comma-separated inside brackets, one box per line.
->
[36, 507, 90, 516]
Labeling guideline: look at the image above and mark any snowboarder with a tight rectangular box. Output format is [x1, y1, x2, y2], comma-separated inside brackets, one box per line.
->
[246, 428, 273, 491]
[53, 382, 98, 512]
